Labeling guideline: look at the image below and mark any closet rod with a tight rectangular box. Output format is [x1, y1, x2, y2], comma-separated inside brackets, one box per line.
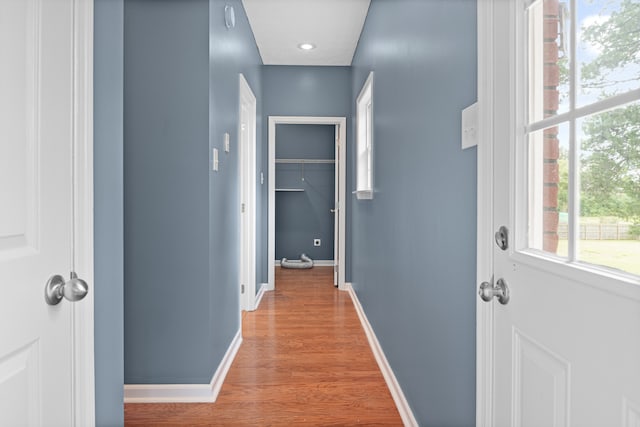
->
[275, 158, 335, 164]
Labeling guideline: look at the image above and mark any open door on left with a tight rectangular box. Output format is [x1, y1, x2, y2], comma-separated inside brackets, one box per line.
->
[0, 0, 94, 425]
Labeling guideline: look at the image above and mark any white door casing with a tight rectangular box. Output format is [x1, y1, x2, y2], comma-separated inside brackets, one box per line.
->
[333, 126, 340, 286]
[0, 0, 94, 426]
[239, 74, 257, 311]
[477, 1, 640, 426]
[268, 116, 347, 291]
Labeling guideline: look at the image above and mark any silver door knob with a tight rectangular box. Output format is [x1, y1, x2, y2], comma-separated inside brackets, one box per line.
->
[44, 272, 89, 305]
[330, 209, 337, 213]
[479, 278, 509, 305]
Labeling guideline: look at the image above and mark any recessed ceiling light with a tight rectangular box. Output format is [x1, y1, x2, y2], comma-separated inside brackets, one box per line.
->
[298, 43, 316, 51]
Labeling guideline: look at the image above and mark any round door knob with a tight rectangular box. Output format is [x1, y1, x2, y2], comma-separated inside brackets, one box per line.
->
[45, 272, 89, 305]
[479, 281, 495, 302]
[478, 278, 510, 305]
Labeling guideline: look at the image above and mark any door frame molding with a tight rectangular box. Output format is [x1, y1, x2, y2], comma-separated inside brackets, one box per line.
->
[238, 74, 258, 312]
[268, 116, 347, 291]
[72, 0, 95, 425]
[476, 1, 495, 426]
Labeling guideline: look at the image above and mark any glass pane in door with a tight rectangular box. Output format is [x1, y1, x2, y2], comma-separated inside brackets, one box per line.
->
[527, 0, 571, 122]
[578, 100, 640, 275]
[576, 0, 640, 107]
[527, 123, 570, 257]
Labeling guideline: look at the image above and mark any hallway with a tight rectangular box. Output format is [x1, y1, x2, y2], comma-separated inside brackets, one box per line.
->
[124, 267, 402, 425]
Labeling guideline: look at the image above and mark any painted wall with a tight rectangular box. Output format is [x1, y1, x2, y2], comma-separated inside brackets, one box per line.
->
[123, 0, 262, 386]
[124, 0, 212, 383]
[275, 124, 335, 261]
[261, 66, 351, 281]
[208, 0, 263, 353]
[94, 0, 124, 424]
[349, 0, 477, 425]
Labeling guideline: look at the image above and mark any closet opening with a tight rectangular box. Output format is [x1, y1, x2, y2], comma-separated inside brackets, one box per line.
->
[268, 116, 347, 291]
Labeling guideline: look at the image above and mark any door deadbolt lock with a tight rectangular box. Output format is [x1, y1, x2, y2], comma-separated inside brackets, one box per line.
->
[495, 226, 509, 251]
[479, 277, 510, 305]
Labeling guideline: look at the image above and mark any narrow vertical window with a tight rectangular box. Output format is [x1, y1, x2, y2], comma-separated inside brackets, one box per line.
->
[356, 72, 374, 200]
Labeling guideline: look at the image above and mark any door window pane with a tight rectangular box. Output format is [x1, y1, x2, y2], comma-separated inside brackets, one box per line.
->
[528, 0, 571, 122]
[524, 0, 639, 278]
[528, 123, 570, 258]
[576, 0, 640, 107]
[578, 101, 640, 275]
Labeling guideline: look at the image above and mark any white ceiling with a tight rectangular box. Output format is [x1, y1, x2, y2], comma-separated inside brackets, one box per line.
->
[241, 0, 371, 66]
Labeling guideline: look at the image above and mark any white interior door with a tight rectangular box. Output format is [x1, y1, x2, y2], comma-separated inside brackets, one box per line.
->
[0, 0, 93, 425]
[239, 74, 256, 311]
[479, 1, 640, 425]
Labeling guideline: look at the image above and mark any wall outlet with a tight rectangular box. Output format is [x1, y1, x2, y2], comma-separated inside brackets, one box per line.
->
[313, 239, 321, 247]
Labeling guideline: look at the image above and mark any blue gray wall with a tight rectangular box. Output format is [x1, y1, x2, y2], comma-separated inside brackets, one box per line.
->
[349, 0, 477, 425]
[124, 0, 212, 384]
[123, 0, 262, 386]
[94, 0, 124, 424]
[208, 0, 263, 358]
[275, 124, 335, 261]
[261, 66, 351, 280]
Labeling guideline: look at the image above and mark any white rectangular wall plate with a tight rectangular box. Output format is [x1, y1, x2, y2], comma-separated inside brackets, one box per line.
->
[224, 132, 230, 153]
[461, 102, 478, 150]
[213, 148, 219, 171]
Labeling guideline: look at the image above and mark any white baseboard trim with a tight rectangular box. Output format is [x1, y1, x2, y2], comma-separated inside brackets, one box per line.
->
[124, 329, 242, 403]
[274, 259, 334, 267]
[346, 284, 419, 427]
[254, 283, 268, 309]
[313, 259, 335, 267]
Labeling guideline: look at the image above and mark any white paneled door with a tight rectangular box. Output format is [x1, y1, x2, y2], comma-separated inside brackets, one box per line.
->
[478, 1, 640, 426]
[0, 0, 93, 425]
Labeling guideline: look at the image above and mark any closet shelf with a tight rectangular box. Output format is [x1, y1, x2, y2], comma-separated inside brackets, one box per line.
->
[275, 158, 335, 164]
[276, 188, 305, 192]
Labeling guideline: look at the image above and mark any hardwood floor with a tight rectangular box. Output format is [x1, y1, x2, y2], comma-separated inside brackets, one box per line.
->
[125, 267, 403, 426]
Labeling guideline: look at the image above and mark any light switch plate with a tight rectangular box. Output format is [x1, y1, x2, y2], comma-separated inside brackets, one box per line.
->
[461, 102, 478, 150]
[213, 148, 219, 171]
[224, 133, 230, 153]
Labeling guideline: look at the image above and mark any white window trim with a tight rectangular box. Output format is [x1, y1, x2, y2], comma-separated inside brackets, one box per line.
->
[355, 72, 374, 200]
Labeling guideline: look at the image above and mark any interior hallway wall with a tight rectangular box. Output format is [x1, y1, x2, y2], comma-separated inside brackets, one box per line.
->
[208, 0, 263, 338]
[124, 0, 211, 384]
[349, 0, 478, 425]
[124, 0, 262, 387]
[260, 66, 351, 286]
[94, 0, 124, 424]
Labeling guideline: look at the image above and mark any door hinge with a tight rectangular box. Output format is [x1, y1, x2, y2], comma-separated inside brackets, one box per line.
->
[241, 284, 245, 294]
[334, 264, 338, 272]
[241, 203, 245, 213]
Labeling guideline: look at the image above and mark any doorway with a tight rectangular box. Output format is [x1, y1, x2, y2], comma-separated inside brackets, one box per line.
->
[268, 116, 347, 290]
[239, 75, 257, 311]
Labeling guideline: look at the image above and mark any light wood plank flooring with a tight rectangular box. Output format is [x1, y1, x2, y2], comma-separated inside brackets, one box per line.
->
[125, 267, 402, 426]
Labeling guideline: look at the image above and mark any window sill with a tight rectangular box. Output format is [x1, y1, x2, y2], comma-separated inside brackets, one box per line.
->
[353, 190, 373, 200]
